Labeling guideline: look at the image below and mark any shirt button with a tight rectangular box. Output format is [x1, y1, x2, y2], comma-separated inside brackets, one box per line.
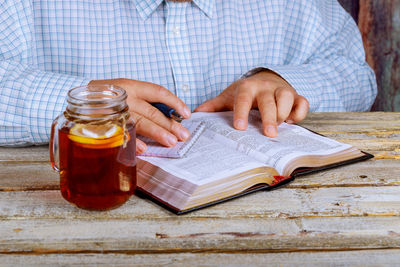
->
[172, 26, 180, 36]
[182, 84, 189, 92]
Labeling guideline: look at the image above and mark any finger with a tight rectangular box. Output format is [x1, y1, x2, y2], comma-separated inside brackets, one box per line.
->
[127, 81, 191, 119]
[286, 96, 309, 124]
[233, 86, 254, 130]
[129, 98, 190, 141]
[194, 95, 230, 112]
[136, 138, 147, 154]
[131, 112, 178, 147]
[275, 87, 295, 125]
[257, 91, 278, 137]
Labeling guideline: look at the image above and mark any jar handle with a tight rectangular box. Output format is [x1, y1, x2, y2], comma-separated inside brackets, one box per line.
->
[49, 115, 60, 172]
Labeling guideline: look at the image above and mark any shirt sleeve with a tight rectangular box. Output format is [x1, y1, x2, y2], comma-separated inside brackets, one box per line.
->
[246, 0, 377, 112]
[0, 1, 90, 146]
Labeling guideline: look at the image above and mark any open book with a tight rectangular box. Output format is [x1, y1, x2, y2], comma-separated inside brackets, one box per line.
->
[136, 111, 372, 214]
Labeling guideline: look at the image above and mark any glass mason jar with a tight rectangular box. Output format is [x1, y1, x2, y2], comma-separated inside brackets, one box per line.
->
[50, 85, 136, 211]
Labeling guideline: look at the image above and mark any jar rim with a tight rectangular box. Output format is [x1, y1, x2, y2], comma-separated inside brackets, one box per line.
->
[67, 84, 127, 106]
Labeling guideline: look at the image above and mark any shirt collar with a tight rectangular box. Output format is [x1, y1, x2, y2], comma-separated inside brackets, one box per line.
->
[133, 0, 214, 20]
[193, 0, 214, 18]
[133, 0, 163, 20]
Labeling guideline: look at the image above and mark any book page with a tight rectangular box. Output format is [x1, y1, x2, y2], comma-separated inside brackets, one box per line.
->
[190, 111, 353, 174]
[138, 131, 266, 186]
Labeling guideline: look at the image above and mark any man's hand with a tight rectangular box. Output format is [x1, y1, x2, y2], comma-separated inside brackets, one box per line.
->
[89, 79, 191, 153]
[194, 70, 309, 137]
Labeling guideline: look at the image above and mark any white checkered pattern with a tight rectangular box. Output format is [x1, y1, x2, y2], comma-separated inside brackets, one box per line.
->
[0, 0, 377, 145]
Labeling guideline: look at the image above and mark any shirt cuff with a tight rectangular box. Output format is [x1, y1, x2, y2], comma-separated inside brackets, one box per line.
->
[23, 68, 91, 144]
[241, 65, 322, 111]
[241, 67, 270, 79]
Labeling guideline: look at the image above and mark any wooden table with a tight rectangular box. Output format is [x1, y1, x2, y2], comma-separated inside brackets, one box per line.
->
[1, 112, 399, 266]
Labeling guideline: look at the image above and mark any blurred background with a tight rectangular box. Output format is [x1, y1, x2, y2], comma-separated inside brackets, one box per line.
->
[338, 0, 400, 111]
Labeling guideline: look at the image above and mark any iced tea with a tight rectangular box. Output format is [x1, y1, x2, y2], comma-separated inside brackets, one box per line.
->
[58, 123, 136, 210]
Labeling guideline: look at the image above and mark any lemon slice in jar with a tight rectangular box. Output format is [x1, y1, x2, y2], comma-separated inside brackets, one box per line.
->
[68, 123, 126, 149]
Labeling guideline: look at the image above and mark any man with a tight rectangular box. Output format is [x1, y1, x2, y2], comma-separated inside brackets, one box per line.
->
[0, 0, 377, 153]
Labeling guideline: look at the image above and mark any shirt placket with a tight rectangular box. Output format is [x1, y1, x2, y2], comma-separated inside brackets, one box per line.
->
[165, 1, 196, 110]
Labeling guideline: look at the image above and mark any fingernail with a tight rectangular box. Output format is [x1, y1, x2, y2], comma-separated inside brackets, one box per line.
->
[167, 135, 177, 146]
[286, 119, 294, 124]
[183, 107, 191, 118]
[180, 129, 190, 140]
[265, 126, 277, 137]
[137, 142, 146, 154]
[235, 119, 246, 130]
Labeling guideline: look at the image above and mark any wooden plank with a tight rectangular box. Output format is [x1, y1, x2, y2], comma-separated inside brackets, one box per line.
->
[334, 139, 400, 152]
[0, 146, 49, 162]
[302, 112, 400, 121]
[299, 113, 400, 135]
[2, 185, 400, 219]
[1, 158, 398, 191]
[1, 250, 400, 266]
[0, 113, 398, 162]
[1, 216, 400, 252]
[359, 1, 400, 111]
[0, 163, 58, 191]
[292, 158, 400, 188]
[0, 113, 398, 260]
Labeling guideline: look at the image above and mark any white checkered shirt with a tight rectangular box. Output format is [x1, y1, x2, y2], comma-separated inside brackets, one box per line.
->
[0, 0, 377, 145]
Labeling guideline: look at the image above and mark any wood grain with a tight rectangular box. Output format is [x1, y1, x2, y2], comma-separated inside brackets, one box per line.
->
[0, 146, 49, 162]
[339, 0, 400, 112]
[2, 217, 400, 252]
[2, 250, 400, 266]
[1, 112, 398, 191]
[0, 158, 399, 191]
[359, 0, 400, 111]
[1, 185, 400, 219]
[0, 112, 399, 265]
[0, 163, 58, 191]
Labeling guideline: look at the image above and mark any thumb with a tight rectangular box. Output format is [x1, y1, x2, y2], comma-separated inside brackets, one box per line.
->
[136, 138, 147, 154]
[194, 95, 228, 112]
